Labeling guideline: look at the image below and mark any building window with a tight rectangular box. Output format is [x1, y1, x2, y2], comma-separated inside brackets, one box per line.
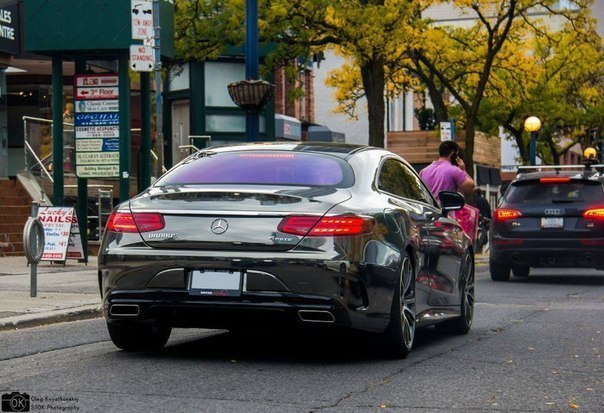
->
[204, 62, 244, 107]
[206, 114, 265, 133]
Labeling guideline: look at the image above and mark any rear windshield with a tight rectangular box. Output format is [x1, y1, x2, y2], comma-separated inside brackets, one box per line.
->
[155, 151, 355, 187]
[506, 180, 603, 204]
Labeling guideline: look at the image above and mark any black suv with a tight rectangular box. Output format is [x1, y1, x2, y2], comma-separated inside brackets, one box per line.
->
[490, 165, 604, 281]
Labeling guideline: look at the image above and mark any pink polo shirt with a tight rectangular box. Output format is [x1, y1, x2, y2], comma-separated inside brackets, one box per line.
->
[419, 159, 468, 198]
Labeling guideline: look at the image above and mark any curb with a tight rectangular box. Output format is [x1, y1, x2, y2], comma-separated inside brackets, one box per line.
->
[0, 304, 103, 331]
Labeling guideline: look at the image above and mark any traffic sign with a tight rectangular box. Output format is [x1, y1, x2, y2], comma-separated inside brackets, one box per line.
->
[130, 44, 155, 72]
[131, 0, 154, 40]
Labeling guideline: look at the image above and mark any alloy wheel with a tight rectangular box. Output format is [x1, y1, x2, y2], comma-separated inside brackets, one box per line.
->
[463, 254, 475, 327]
[400, 256, 416, 350]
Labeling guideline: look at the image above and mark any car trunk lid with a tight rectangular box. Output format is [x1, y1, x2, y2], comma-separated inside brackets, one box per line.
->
[129, 185, 352, 251]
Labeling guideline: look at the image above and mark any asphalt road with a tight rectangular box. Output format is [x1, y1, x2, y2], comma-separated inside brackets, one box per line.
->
[1, 266, 602, 413]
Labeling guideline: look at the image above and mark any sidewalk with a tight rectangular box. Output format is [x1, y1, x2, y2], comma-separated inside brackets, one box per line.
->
[0, 256, 101, 331]
[0, 253, 490, 331]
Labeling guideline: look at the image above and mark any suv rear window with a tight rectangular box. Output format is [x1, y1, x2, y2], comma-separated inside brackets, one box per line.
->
[155, 151, 355, 187]
[505, 180, 603, 203]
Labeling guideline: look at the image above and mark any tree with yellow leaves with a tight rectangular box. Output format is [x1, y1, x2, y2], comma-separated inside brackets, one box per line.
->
[406, 0, 593, 175]
[478, 17, 604, 165]
[174, 0, 425, 148]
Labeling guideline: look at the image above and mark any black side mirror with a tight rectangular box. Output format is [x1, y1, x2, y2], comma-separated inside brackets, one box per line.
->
[439, 191, 465, 215]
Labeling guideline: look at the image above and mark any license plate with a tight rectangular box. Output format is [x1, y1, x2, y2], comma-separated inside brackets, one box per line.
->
[189, 270, 242, 296]
[541, 217, 563, 229]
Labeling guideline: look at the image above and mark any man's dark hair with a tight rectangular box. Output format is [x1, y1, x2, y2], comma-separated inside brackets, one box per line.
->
[439, 141, 460, 157]
[475, 188, 483, 196]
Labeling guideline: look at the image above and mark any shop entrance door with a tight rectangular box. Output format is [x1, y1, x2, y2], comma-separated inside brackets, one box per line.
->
[171, 99, 190, 165]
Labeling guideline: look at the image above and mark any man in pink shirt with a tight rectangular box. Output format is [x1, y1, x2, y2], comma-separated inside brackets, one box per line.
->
[420, 141, 475, 199]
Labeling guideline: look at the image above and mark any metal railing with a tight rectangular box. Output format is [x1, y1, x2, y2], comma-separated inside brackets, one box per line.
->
[22, 116, 163, 241]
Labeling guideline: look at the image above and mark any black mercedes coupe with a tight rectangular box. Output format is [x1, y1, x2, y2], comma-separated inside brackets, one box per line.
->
[98, 142, 474, 358]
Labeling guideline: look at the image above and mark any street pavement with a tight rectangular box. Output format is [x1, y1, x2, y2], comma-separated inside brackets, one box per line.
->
[0, 253, 489, 331]
[0, 256, 101, 331]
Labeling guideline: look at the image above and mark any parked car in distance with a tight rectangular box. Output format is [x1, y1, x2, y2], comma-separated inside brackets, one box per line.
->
[490, 165, 604, 281]
[98, 142, 474, 358]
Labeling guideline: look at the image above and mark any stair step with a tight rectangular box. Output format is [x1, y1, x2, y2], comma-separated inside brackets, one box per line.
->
[4, 233, 26, 243]
[0, 223, 27, 233]
[0, 206, 32, 215]
[0, 198, 28, 205]
[0, 241, 23, 255]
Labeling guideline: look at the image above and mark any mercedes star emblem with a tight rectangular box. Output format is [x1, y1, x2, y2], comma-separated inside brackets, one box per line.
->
[211, 219, 229, 235]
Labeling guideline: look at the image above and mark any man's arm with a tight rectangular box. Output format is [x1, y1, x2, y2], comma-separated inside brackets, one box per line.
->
[455, 158, 475, 194]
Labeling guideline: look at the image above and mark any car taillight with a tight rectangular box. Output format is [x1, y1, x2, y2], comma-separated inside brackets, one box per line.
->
[278, 215, 374, 236]
[583, 207, 604, 221]
[539, 177, 571, 184]
[494, 208, 522, 222]
[106, 212, 165, 233]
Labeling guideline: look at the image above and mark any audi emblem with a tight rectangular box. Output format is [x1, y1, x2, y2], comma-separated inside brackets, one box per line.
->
[544, 209, 561, 215]
[210, 219, 229, 234]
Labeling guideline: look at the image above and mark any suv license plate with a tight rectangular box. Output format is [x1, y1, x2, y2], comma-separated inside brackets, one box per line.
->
[541, 217, 563, 229]
[189, 270, 242, 296]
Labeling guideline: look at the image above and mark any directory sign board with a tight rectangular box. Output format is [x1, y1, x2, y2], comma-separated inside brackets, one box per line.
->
[74, 74, 120, 178]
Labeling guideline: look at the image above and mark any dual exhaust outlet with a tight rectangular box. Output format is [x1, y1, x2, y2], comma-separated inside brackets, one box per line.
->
[110, 304, 336, 324]
[109, 304, 140, 317]
[298, 310, 335, 323]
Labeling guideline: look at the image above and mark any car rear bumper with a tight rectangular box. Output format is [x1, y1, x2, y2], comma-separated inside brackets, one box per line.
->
[104, 289, 364, 330]
[99, 252, 398, 333]
[490, 238, 604, 269]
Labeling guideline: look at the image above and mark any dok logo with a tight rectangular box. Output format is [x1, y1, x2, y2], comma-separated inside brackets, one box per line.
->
[1, 392, 30, 412]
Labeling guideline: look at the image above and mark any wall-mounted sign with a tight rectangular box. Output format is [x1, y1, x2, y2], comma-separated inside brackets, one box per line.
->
[131, 0, 153, 40]
[77, 100, 119, 113]
[0, 1, 20, 55]
[440, 121, 452, 141]
[75, 87, 119, 100]
[74, 74, 120, 178]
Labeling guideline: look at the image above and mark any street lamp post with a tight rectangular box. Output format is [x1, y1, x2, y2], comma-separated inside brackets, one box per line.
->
[228, 0, 274, 141]
[524, 116, 542, 166]
[245, 0, 259, 141]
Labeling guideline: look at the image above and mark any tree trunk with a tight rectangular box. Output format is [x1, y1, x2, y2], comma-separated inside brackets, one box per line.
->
[424, 79, 449, 122]
[464, 114, 476, 179]
[360, 57, 386, 147]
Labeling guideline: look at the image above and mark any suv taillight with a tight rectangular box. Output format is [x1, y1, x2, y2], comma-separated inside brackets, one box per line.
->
[278, 215, 375, 236]
[539, 177, 571, 184]
[106, 212, 165, 233]
[583, 207, 604, 221]
[494, 208, 522, 222]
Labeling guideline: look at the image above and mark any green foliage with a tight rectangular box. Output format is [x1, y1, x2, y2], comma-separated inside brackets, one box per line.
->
[414, 107, 437, 131]
[477, 8, 604, 164]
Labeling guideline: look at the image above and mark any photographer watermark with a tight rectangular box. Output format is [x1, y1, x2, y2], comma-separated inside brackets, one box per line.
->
[2, 393, 80, 412]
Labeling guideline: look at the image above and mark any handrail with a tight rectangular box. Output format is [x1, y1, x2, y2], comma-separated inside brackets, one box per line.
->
[24, 140, 54, 183]
[150, 150, 168, 174]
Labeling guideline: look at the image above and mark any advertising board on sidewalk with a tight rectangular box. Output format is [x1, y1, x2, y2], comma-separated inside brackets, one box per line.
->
[37, 207, 84, 262]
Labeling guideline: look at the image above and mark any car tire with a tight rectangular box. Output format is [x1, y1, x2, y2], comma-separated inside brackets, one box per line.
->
[490, 259, 510, 281]
[436, 253, 474, 335]
[512, 265, 530, 278]
[383, 252, 415, 359]
[107, 321, 171, 352]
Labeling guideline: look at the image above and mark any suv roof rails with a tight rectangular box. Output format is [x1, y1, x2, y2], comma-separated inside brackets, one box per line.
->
[515, 164, 604, 178]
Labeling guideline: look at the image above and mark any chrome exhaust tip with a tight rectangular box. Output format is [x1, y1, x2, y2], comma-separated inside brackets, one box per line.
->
[298, 310, 335, 323]
[109, 304, 140, 317]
